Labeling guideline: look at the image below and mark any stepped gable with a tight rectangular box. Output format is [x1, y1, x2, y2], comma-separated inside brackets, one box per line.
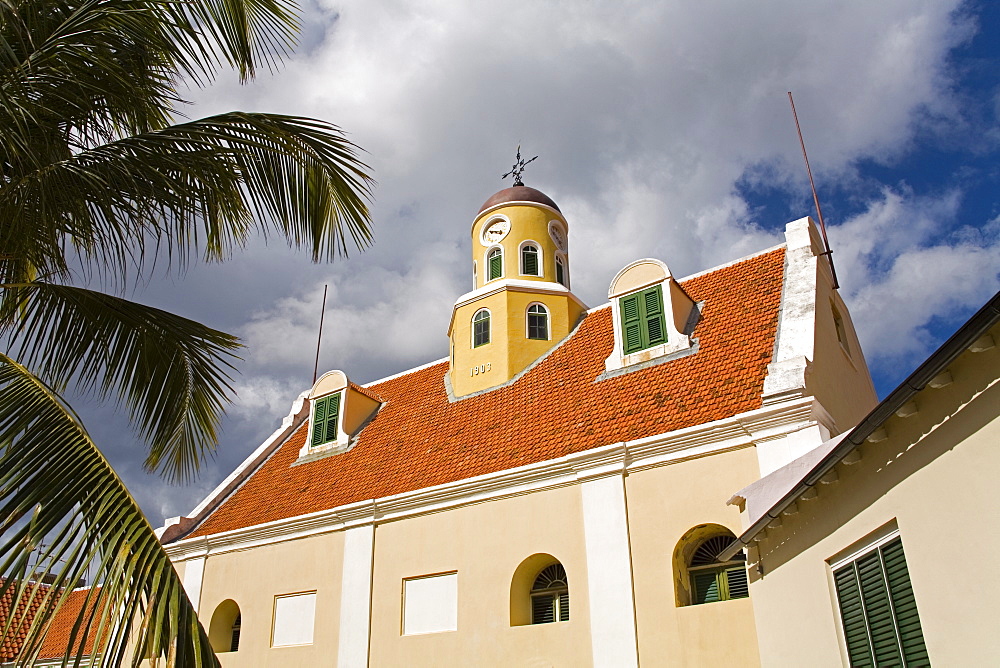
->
[185, 247, 785, 539]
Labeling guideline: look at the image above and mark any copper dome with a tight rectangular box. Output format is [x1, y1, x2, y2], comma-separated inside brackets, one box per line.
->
[477, 185, 561, 215]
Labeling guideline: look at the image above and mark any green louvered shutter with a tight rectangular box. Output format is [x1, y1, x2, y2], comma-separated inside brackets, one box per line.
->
[643, 286, 666, 346]
[882, 539, 929, 665]
[522, 246, 538, 275]
[558, 591, 569, 621]
[556, 259, 566, 286]
[324, 393, 341, 443]
[835, 564, 875, 667]
[620, 294, 643, 353]
[857, 550, 903, 666]
[532, 594, 555, 624]
[489, 250, 502, 280]
[693, 571, 721, 604]
[725, 566, 749, 600]
[311, 396, 328, 447]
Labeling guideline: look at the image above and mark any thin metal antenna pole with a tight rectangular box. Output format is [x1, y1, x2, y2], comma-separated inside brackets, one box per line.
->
[788, 92, 839, 289]
[312, 284, 328, 384]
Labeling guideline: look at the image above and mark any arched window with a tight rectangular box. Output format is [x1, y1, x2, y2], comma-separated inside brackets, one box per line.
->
[527, 304, 549, 340]
[487, 248, 503, 281]
[208, 600, 241, 653]
[521, 243, 540, 276]
[473, 309, 491, 347]
[555, 255, 568, 287]
[531, 563, 569, 624]
[687, 535, 748, 605]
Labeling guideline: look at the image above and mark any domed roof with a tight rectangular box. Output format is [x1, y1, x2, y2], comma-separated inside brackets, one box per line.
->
[478, 185, 561, 215]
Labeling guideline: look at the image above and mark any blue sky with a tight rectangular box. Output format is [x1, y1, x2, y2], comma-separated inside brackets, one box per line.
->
[68, 0, 999, 523]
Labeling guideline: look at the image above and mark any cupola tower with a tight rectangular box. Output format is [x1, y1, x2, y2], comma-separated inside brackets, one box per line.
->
[447, 185, 587, 398]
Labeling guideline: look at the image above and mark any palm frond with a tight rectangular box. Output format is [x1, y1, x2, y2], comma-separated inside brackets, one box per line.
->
[0, 282, 241, 482]
[1, 112, 373, 284]
[0, 354, 218, 667]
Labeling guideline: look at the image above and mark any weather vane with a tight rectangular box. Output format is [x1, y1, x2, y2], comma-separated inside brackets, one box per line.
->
[501, 145, 538, 187]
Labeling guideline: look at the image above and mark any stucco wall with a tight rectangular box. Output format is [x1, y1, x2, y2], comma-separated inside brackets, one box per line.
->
[627, 447, 762, 667]
[194, 532, 345, 667]
[750, 332, 1000, 666]
[369, 485, 592, 667]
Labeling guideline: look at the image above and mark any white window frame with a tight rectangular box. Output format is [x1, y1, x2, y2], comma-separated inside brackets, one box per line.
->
[519, 239, 544, 278]
[554, 252, 569, 288]
[484, 246, 504, 282]
[525, 302, 550, 341]
[472, 308, 491, 348]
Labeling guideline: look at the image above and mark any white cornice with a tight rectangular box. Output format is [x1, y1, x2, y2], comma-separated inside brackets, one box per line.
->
[164, 396, 827, 562]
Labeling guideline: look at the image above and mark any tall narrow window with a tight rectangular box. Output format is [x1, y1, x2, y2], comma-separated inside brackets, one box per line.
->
[833, 537, 928, 667]
[531, 563, 569, 624]
[488, 248, 503, 281]
[555, 256, 567, 287]
[473, 309, 491, 347]
[311, 392, 341, 447]
[521, 244, 540, 276]
[619, 285, 667, 354]
[688, 535, 749, 605]
[527, 304, 549, 340]
[833, 303, 851, 355]
[230, 614, 241, 652]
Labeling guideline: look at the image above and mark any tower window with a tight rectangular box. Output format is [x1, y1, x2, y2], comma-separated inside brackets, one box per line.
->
[311, 392, 341, 447]
[521, 244, 540, 276]
[555, 255, 567, 287]
[687, 535, 749, 605]
[527, 304, 549, 340]
[531, 563, 569, 624]
[488, 248, 503, 281]
[473, 309, 491, 347]
[619, 285, 667, 354]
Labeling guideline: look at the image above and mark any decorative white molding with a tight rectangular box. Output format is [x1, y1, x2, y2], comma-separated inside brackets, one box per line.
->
[163, 396, 827, 561]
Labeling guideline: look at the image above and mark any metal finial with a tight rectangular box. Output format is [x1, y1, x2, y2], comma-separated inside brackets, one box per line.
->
[501, 145, 538, 187]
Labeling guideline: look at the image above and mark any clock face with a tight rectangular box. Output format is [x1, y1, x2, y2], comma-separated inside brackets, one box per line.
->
[481, 219, 511, 245]
[549, 224, 567, 251]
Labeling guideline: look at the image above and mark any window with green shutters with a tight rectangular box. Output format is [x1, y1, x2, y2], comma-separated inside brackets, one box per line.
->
[555, 256, 567, 287]
[619, 285, 667, 354]
[521, 244, 540, 276]
[310, 392, 341, 448]
[488, 248, 503, 281]
[833, 537, 929, 667]
[687, 535, 749, 605]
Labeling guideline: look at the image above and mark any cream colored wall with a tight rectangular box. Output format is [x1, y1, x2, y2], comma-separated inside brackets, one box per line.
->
[807, 278, 878, 434]
[627, 447, 763, 667]
[368, 485, 593, 667]
[473, 205, 566, 289]
[194, 532, 345, 667]
[750, 333, 1000, 666]
[343, 388, 380, 435]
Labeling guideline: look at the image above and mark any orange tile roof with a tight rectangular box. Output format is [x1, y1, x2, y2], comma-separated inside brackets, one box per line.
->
[185, 248, 785, 539]
[1, 581, 98, 662]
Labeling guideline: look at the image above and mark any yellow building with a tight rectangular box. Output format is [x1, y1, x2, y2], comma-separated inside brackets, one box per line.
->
[154, 182, 892, 667]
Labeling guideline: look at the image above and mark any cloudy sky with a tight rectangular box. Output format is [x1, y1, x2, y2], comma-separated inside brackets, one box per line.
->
[76, 0, 1000, 524]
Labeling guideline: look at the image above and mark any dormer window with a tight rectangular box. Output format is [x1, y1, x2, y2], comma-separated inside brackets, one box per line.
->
[311, 392, 341, 448]
[487, 248, 503, 281]
[620, 285, 666, 354]
[521, 243, 540, 276]
[604, 259, 698, 373]
[299, 371, 381, 461]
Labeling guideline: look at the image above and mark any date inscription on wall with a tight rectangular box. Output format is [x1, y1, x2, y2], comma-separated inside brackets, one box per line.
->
[470, 363, 492, 376]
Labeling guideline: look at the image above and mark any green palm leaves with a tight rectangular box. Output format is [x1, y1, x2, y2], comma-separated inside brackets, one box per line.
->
[1, 0, 373, 664]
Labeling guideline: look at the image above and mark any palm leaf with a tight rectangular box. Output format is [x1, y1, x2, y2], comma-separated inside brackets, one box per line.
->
[1, 112, 374, 285]
[0, 354, 218, 667]
[1, 282, 241, 482]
